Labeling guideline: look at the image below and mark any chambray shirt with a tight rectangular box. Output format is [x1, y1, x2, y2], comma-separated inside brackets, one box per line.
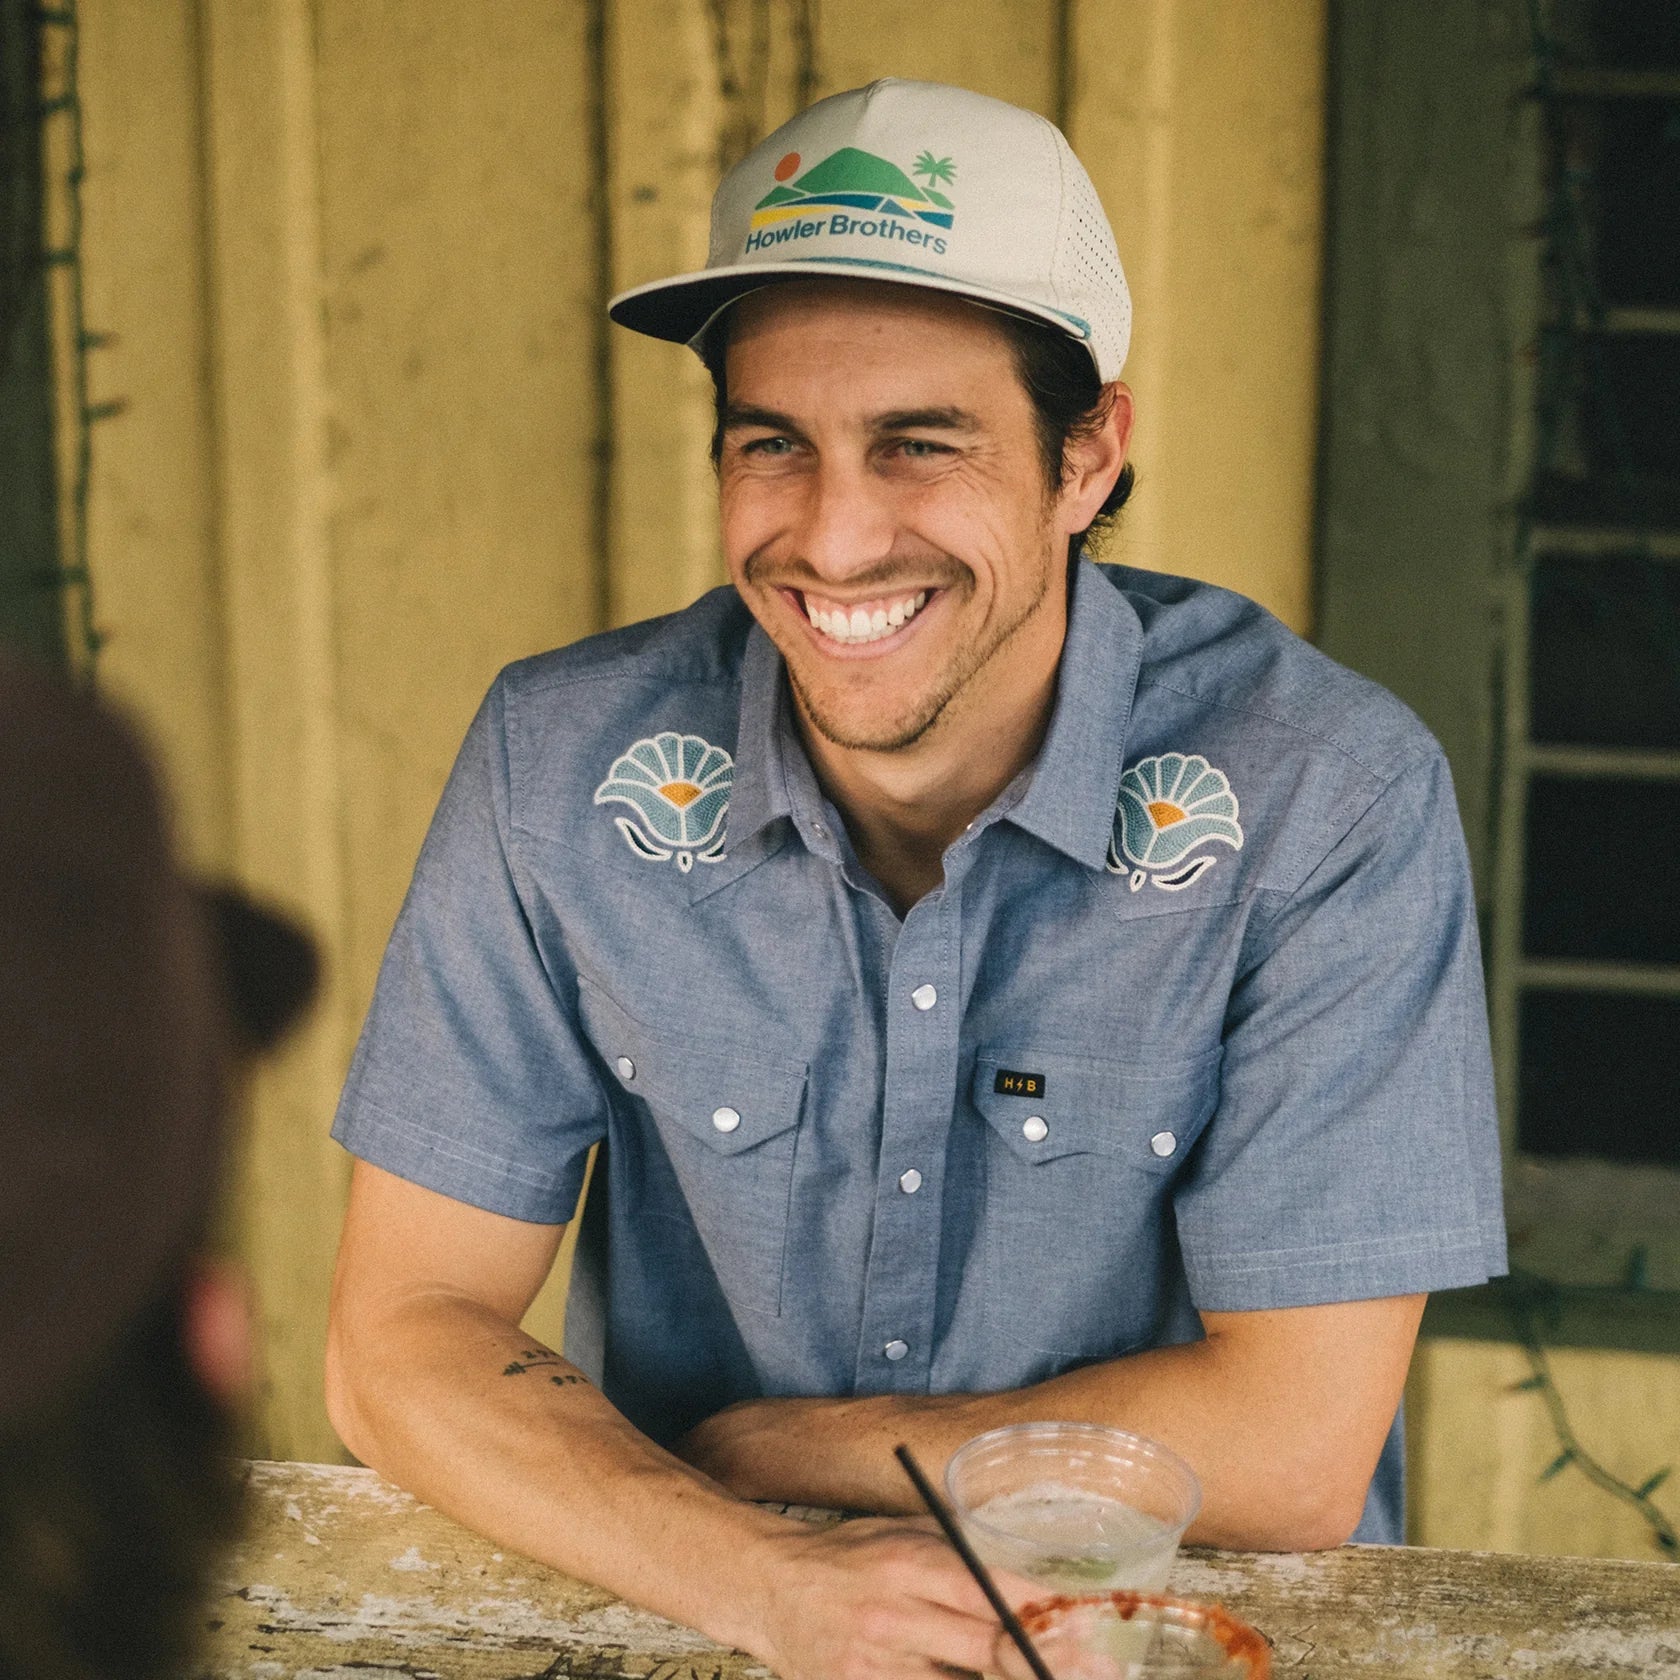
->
[333, 559, 1507, 1544]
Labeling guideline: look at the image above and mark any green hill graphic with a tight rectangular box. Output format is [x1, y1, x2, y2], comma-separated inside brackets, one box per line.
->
[755, 147, 954, 211]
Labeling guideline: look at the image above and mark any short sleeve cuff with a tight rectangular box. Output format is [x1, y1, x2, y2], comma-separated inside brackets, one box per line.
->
[1185, 1226, 1507, 1313]
[333, 1099, 588, 1226]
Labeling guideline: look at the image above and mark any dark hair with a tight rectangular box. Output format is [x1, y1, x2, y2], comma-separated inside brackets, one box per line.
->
[700, 293, 1134, 559]
[0, 1281, 240, 1680]
[991, 310, 1135, 558]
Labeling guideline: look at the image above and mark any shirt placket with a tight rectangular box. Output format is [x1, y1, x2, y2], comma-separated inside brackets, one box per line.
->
[852, 880, 963, 1393]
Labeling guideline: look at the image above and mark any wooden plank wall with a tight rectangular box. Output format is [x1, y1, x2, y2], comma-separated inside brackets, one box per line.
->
[70, 0, 1327, 1467]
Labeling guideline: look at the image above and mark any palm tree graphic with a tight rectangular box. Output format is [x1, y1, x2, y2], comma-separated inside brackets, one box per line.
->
[912, 151, 956, 192]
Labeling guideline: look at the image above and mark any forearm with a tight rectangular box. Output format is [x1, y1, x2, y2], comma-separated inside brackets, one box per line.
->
[682, 1299, 1424, 1551]
[702, 1344, 1297, 1541]
[325, 1290, 794, 1650]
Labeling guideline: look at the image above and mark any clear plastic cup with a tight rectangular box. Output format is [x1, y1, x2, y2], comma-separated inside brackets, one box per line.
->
[1004, 1592, 1270, 1678]
[945, 1422, 1202, 1593]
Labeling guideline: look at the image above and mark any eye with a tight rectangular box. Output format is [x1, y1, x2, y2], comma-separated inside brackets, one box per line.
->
[739, 434, 796, 457]
[891, 437, 952, 459]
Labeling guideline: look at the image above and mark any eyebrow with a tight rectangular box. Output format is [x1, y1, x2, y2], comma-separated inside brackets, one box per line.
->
[722, 403, 808, 438]
[721, 403, 982, 436]
[871, 406, 981, 434]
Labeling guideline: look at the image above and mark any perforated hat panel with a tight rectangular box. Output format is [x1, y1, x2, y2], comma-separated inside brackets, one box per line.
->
[1048, 132, 1131, 379]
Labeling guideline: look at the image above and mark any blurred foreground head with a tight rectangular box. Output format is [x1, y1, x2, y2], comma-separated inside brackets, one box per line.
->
[0, 659, 223, 1428]
[0, 657, 317, 1680]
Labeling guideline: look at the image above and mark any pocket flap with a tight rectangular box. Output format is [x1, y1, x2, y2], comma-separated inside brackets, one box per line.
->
[577, 978, 807, 1155]
[972, 1047, 1221, 1170]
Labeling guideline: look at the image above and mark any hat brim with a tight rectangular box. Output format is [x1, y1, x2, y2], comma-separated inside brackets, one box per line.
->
[609, 257, 1097, 365]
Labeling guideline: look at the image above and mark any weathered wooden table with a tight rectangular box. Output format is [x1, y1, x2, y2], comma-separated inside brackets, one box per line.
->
[201, 1460, 1679, 1677]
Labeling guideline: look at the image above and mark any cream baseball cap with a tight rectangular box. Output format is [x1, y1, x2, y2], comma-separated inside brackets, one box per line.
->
[609, 78, 1131, 379]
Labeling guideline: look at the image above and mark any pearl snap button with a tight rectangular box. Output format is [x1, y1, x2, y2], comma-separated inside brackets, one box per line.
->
[883, 1339, 909, 1361]
[911, 984, 938, 1011]
[712, 1106, 742, 1134]
[1022, 1115, 1049, 1143]
[1150, 1130, 1178, 1158]
[899, 1169, 923, 1194]
[615, 1056, 635, 1081]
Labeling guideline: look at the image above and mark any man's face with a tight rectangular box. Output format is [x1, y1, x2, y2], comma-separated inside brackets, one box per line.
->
[718, 280, 1082, 754]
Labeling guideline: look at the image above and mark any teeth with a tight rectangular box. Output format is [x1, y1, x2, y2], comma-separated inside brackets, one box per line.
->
[804, 589, 931, 646]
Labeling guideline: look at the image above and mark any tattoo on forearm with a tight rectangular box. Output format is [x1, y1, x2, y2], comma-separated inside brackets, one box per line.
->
[503, 1349, 564, 1377]
[502, 1350, 592, 1392]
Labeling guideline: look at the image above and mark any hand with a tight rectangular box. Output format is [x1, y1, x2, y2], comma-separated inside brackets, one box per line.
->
[740, 1516, 1039, 1680]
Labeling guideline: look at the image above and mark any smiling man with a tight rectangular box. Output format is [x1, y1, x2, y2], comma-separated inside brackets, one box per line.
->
[717, 279, 1100, 912]
[326, 81, 1506, 1680]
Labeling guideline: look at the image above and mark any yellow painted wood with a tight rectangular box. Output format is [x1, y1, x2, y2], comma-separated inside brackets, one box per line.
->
[603, 0, 733, 628]
[1409, 1337, 1680, 1561]
[309, 0, 605, 1035]
[816, 0, 1060, 113]
[70, 0, 230, 870]
[1070, 0, 1327, 633]
[72, 0, 604, 1459]
[194, 0, 352, 1465]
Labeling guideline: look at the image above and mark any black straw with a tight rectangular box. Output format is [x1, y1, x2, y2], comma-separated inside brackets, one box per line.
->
[894, 1443, 1059, 1680]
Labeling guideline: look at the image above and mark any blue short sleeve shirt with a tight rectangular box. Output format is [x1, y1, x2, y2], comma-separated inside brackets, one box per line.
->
[333, 560, 1507, 1544]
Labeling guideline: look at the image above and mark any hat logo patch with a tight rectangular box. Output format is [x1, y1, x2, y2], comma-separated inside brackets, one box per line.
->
[1108, 753, 1244, 893]
[595, 731, 732, 873]
[746, 146, 954, 257]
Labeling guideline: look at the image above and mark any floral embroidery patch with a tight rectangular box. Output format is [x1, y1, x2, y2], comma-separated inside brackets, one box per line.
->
[594, 731, 733, 872]
[1107, 752, 1244, 893]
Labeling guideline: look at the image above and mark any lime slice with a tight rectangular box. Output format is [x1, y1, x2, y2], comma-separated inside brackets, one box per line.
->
[1030, 1554, 1115, 1583]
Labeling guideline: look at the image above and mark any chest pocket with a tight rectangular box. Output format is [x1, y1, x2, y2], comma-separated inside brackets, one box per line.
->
[972, 1046, 1221, 1360]
[577, 977, 808, 1319]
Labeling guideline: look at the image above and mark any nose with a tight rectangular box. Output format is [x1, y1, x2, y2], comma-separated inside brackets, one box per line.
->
[793, 453, 897, 584]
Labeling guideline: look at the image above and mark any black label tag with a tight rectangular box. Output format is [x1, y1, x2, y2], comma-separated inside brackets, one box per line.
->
[992, 1068, 1046, 1098]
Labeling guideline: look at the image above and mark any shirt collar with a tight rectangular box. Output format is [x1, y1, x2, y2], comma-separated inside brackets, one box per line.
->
[1003, 558, 1143, 871]
[727, 558, 1142, 870]
[726, 623, 793, 847]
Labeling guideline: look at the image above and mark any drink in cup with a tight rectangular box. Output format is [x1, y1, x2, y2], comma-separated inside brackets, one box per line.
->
[1002, 1592, 1270, 1679]
[945, 1422, 1201, 1593]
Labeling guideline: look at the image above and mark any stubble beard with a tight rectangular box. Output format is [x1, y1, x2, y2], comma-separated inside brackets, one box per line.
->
[784, 554, 1057, 754]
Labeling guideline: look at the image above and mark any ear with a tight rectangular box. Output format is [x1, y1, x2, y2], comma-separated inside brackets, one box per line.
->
[1056, 381, 1135, 537]
[181, 1257, 255, 1407]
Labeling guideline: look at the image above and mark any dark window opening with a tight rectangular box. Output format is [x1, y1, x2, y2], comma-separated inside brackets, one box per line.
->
[1530, 552, 1680, 751]
[1514, 0, 1680, 1178]
[1518, 990, 1680, 1167]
